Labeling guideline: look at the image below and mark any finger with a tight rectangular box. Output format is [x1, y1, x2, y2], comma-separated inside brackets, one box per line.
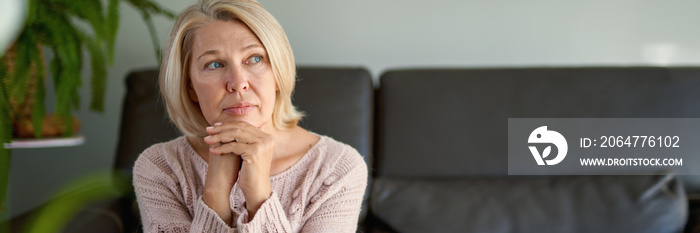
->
[209, 141, 254, 157]
[204, 127, 262, 146]
[205, 122, 266, 145]
[204, 121, 225, 136]
[206, 121, 254, 135]
[207, 121, 268, 138]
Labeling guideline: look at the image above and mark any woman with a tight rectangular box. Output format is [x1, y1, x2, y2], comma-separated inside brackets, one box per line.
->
[132, 0, 368, 232]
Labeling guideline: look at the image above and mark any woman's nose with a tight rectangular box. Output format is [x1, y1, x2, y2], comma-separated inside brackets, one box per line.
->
[225, 66, 249, 93]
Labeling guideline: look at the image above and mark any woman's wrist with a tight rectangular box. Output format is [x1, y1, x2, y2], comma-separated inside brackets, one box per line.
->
[203, 173, 235, 226]
[245, 187, 272, 219]
[202, 188, 234, 225]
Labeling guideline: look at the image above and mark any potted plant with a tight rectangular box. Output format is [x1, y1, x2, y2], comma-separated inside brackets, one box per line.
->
[0, 0, 175, 218]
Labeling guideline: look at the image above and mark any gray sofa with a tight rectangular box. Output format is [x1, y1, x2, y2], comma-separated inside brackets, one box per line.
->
[371, 68, 700, 233]
[5, 66, 700, 233]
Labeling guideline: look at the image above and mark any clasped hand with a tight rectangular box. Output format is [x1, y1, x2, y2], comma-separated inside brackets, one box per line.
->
[203, 121, 274, 220]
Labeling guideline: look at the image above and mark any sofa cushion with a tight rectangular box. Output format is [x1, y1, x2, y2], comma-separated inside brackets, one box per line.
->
[371, 175, 687, 233]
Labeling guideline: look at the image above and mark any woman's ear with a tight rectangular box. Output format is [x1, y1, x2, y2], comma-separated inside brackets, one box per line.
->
[187, 80, 199, 103]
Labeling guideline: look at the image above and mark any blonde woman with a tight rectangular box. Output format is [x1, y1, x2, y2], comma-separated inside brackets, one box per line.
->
[132, 0, 367, 232]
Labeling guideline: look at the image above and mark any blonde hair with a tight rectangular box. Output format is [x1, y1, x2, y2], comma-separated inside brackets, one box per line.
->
[160, 0, 303, 141]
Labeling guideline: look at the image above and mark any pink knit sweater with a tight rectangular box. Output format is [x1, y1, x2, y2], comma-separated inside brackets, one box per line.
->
[133, 135, 368, 232]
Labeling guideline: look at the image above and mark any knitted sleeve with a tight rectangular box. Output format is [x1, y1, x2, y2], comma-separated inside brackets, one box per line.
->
[233, 191, 294, 232]
[233, 145, 368, 233]
[299, 154, 368, 233]
[133, 147, 235, 233]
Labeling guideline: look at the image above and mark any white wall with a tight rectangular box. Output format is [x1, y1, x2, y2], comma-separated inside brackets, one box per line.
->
[7, 0, 700, 219]
[269, 0, 700, 77]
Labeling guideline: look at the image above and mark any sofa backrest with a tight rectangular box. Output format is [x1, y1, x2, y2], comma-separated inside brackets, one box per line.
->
[294, 67, 374, 173]
[292, 67, 374, 220]
[376, 67, 700, 181]
[114, 69, 181, 175]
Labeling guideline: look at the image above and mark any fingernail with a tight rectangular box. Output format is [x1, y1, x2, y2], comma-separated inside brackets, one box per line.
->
[214, 122, 222, 126]
[206, 126, 213, 130]
[204, 135, 211, 140]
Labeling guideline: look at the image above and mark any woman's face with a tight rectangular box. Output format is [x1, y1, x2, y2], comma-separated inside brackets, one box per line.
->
[188, 20, 277, 128]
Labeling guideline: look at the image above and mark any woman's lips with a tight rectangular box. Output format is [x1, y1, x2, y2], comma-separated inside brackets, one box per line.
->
[224, 105, 255, 115]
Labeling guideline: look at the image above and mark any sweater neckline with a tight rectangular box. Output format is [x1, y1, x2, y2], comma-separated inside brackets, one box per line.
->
[184, 133, 325, 180]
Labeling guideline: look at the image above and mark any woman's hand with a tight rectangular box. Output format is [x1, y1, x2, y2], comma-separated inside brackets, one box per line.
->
[201, 123, 242, 225]
[205, 121, 274, 219]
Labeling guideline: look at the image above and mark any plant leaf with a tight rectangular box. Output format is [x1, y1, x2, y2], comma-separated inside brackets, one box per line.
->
[106, 0, 120, 64]
[0, 60, 12, 213]
[9, 32, 34, 105]
[63, 0, 105, 44]
[141, 12, 163, 62]
[26, 172, 123, 233]
[83, 36, 106, 112]
[46, 16, 83, 122]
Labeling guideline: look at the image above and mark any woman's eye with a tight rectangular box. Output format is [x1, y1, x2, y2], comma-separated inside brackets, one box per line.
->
[206, 62, 222, 69]
[247, 56, 262, 64]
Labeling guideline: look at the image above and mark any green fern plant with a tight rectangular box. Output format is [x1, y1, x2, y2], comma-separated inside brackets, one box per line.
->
[0, 0, 175, 218]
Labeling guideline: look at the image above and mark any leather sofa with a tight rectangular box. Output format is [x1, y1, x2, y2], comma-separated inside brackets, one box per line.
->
[5, 66, 700, 232]
[371, 68, 700, 233]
